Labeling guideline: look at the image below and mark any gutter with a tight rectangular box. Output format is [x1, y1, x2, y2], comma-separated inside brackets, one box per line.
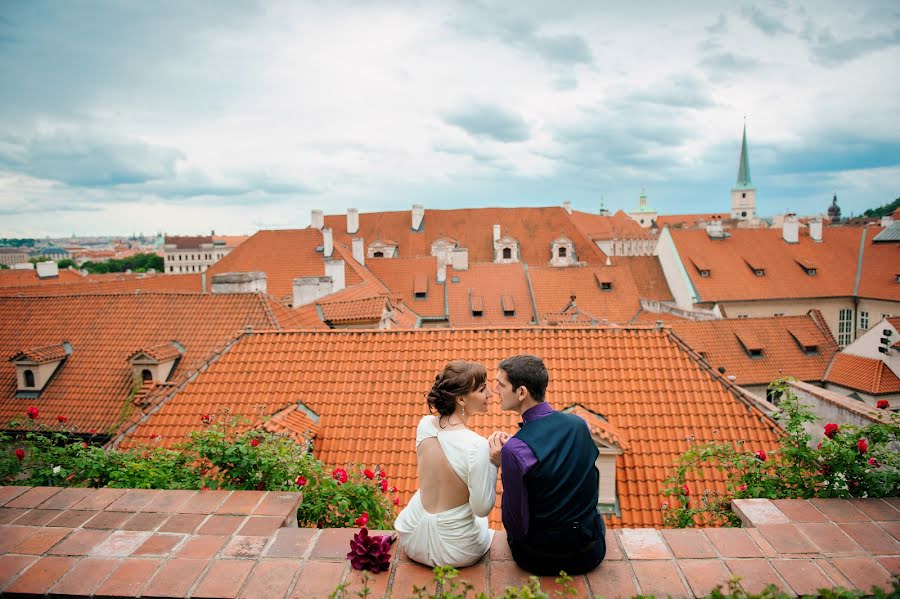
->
[522, 263, 540, 324]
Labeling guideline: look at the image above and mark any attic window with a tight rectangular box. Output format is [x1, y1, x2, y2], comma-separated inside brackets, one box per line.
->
[558, 247, 567, 258]
[471, 295, 484, 317]
[754, 269, 765, 277]
[735, 332, 764, 358]
[691, 257, 711, 278]
[10, 342, 72, 396]
[128, 341, 184, 386]
[594, 273, 613, 291]
[501, 295, 515, 316]
[895, 274, 900, 283]
[789, 330, 819, 355]
[503, 247, 512, 260]
[24, 370, 35, 387]
[373, 252, 384, 258]
[796, 257, 817, 276]
[413, 274, 428, 299]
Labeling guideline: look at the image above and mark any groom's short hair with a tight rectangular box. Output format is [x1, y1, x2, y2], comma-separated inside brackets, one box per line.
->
[498, 354, 549, 403]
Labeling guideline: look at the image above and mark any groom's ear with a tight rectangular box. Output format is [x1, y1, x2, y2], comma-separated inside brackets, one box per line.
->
[516, 385, 528, 402]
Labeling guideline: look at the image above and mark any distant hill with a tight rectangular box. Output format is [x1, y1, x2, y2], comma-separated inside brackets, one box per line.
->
[863, 197, 900, 218]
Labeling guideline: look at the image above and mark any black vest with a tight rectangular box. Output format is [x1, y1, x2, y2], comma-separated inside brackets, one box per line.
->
[514, 410, 599, 545]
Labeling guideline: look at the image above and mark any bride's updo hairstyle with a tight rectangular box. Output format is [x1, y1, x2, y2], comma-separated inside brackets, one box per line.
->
[426, 360, 487, 417]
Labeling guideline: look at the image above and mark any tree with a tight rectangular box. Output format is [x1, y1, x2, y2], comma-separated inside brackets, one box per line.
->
[57, 259, 76, 269]
[862, 197, 900, 218]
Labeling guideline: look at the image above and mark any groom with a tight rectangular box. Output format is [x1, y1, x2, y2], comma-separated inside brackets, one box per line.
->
[488, 354, 606, 576]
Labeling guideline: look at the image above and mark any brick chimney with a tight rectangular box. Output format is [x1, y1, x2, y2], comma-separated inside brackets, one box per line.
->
[324, 258, 345, 293]
[310, 209, 324, 230]
[809, 217, 823, 242]
[347, 208, 359, 234]
[412, 204, 425, 231]
[352, 237, 365, 266]
[211, 272, 267, 294]
[783, 214, 799, 244]
[322, 227, 333, 258]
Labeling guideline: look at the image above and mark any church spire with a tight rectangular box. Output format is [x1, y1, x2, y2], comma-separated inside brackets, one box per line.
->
[735, 120, 753, 189]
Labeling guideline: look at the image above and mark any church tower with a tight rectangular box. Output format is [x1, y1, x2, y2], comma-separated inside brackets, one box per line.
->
[731, 122, 756, 221]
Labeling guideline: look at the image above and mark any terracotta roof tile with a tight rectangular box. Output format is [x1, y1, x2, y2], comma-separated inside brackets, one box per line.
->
[261, 404, 319, 444]
[10, 343, 69, 364]
[0, 293, 299, 435]
[120, 327, 780, 528]
[319, 297, 387, 324]
[447, 263, 535, 327]
[529, 265, 643, 324]
[0, 273, 202, 297]
[614, 257, 673, 302]
[825, 353, 900, 395]
[858, 227, 900, 301]
[657, 214, 730, 229]
[568, 210, 647, 241]
[367, 257, 445, 319]
[0, 269, 85, 287]
[129, 342, 183, 363]
[164, 235, 212, 248]
[670, 227, 863, 302]
[206, 230, 363, 304]
[668, 313, 838, 386]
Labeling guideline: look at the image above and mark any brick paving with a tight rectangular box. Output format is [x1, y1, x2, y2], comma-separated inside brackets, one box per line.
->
[0, 488, 896, 598]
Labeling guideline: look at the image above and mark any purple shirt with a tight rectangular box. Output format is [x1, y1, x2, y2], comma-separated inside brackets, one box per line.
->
[500, 402, 555, 540]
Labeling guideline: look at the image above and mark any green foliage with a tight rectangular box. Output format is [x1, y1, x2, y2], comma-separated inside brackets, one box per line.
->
[662, 379, 900, 527]
[862, 196, 900, 218]
[80, 252, 164, 274]
[1, 409, 395, 529]
[28, 256, 52, 264]
[57, 258, 76, 269]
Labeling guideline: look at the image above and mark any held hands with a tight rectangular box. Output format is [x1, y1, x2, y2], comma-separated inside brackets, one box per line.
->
[488, 431, 510, 467]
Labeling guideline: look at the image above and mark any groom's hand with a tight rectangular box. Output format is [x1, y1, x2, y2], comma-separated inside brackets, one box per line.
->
[488, 431, 510, 467]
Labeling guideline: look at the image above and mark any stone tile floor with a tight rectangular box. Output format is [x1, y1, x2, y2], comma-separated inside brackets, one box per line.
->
[0, 487, 897, 598]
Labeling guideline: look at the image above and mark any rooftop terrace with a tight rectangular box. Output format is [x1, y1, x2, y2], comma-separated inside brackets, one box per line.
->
[0, 486, 897, 597]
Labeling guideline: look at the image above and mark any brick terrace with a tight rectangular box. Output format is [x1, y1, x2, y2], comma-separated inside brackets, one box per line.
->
[0, 487, 897, 598]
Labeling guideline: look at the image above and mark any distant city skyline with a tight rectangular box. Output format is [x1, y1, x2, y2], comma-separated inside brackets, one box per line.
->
[1, 1, 898, 237]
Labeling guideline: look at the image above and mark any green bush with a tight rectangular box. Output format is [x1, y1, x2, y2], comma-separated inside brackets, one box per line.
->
[1, 408, 395, 529]
[662, 379, 900, 527]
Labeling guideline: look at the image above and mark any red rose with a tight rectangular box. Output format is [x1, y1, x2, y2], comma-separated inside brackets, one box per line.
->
[355, 512, 369, 527]
[738, 484, 747, 492]
[296, 475, 307, 487]
[250, 438, 259, 447]
[201, 414, 212, 424]
[89, 429, 97, 435]
[857, 438, 868, 453]
[82, 442, 88, 448]
[824, 423, 839, 439]
[201, 486, 210, 491]
[380, 479, 388, 492]
[754, 450, 767, 462]
[868, 457, 878, 467]
[57, 415, 67, 423]
[817, 442, 822, 450]
[332, 468, 348, 484]
[26, 406, 38, 419]
[390, 486, 397, 493]
[877, 400, 889, 410]
[393, 497, 400, 506]
[681, 484, 690, 496]
[363, 469, 375, 479]
[15, 448, 25, 461]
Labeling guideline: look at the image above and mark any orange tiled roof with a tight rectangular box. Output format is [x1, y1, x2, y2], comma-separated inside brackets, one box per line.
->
[670, 227, 863, 302]
[657, 213, 731, 229]
[858, 226, 900, 301]
[447, 263, 535, 327]
[271, 302, 328, 329]
[213, 235, 249, 248]
[568, 210, 648, 241]
[206, 230, 363, 304]
[667, 313, 838, 386]
[319, 297, 387, 324]
[0, 293, 299, 435]
[367, 257, 445, 319]
[261, 403, 320, 444]
[324, 206, 608, 266]
[825, 353, 900, 395]
[615, 256, 674, 302]
[0, 273, 203, 297]
[529, 265, 644, 324]
[0, 269, 84, 287]
[564, 404, 629, 450]
[164, 235, 212, 248]
[129, 342, 183, 363]
[120, 327, 780, 528]
[10, 343, 68, 364]
[629, 310, 690, 324]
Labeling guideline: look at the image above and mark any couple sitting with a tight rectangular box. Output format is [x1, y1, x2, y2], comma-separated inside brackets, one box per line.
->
[395, 355, 606, 576]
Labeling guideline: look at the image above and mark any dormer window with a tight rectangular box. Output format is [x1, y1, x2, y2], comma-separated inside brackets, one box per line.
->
[789, 329, 819, 356]
[470, 295, 483, 317]
[691, 257, 711, 278]
[494, 235, 520, 264]
[550, 236, 576, 267]
[699, 270, 710, 278]
[501, 295, 515, 316]
[503, 248, 511, 260]
[128, 341, 184, 385]
[594, 273, 613, 291]
[736, 332, 764, 359]
[796, 257, 817, 276]
[413, 273, 428, 299]
[368, 240, 398, 259]
[754, 269, 765, 277]
[10, 342, 72, 396]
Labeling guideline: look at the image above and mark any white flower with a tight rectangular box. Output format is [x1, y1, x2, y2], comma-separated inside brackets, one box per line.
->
[52, 466, 61, 474]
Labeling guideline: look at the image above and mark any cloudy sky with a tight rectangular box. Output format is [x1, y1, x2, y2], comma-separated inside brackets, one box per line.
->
[1, 1, 898, 237]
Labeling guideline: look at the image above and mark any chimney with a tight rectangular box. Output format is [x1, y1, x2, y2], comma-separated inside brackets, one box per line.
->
[411, 204, 425, 231]
[347, 208, 359, 234]
[352, 237, 365, 266]
[437, 259, 447, 283]
[449, 248, 469, 271]
[211, 271, 267, 294]
[310, 209, 324, 230]
[881, 214, 894, 227]
[782, 214, 799, 244]
[493, 224, 501, 243]
[809, 217, 823, 242]
[317, 276, 333, 298]
[706, 217, 724, 239]
[293, 276, 322, 307]
[36, 261, 59, 278]
[324, 258, 345, 293]
[322, 227, 333, 258]
[562, 201, 572, 215]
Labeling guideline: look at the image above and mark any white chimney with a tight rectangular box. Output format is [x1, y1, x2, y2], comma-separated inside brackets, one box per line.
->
[211, 272, 267, 294]
[449, 248, 469, 271]
[36, 261, 59, 278]
[493, 224, 501, 243]
[317, 276, 333, 298]
[881, 214, 894, 227]
[324, 259, 345, 293]
[322, 227, 333, 258]
[311, 209, 325, 230]
[562, 201, 572, 215]
[809, 218, 823, 242]
[293, 277, 321, 307]
[352, 237, 365, 266]
[706, 218, 724, 239]
[437, 259, 446, 283]
[412, 204, 425, 231]
[782, 214, 799, 244]
[347, 208, 359, 234]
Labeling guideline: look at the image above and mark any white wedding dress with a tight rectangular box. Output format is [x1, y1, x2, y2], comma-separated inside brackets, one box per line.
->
[395, 415, 497, 568]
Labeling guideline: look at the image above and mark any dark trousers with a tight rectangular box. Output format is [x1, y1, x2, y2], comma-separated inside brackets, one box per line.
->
[507, 514, 606, 576]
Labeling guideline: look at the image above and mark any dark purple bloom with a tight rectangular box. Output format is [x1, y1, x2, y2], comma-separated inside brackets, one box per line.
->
[347, 527, 394, 573]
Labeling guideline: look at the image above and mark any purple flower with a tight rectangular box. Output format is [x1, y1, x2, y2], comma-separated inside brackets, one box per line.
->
[347, 527, 394, 573]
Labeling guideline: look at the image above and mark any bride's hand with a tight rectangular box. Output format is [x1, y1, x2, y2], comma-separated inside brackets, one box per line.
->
[488, 431, 510, 467]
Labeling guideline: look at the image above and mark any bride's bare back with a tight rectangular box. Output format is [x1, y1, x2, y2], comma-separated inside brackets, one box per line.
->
[417, 418, 469, 513]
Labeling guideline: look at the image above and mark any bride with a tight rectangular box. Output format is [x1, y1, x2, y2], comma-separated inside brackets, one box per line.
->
[394, 360, 506, 568]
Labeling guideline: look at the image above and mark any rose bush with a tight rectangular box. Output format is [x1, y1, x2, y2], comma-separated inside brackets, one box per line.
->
[662, 379, 899, 527]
